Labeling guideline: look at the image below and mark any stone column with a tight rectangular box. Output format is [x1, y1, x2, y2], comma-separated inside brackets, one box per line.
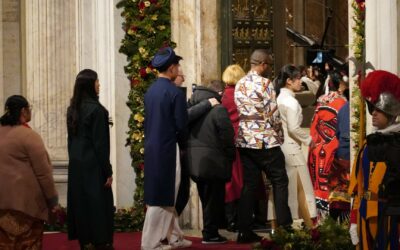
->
[22, 0, 77, 205]
[171, 0, 220, 92]
[293, 0, 305, 65]
[348, 0, 356, 164]
[0, 1, 3, 107]
[113, 0, 134, 208]
[365, 0, 399, 134]
[273, 0, 286, 71]
[2, 0, 22, 103]
[76, 0, 134, 207]
[171, 0, 220, 230]
[23, 0, 76, 160]
[365, 0, 398, 73]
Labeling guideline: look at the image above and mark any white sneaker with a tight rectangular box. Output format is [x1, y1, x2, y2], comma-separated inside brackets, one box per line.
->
[160, 245, 173, 250]
[170, 238, 192, 249]
[141, 244, 172, 250]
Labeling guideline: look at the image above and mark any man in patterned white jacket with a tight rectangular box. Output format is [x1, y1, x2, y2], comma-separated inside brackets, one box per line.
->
[234, 49, 292, 243]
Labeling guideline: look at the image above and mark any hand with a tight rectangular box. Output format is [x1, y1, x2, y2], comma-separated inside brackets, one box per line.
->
[208, 98, 220, 107]
[307, 66, 313, 78]
[108, 117, 114, 127]
[349, 223, 359, 245]
[105, 177, 113, 187]
[309, 140, 316, 149]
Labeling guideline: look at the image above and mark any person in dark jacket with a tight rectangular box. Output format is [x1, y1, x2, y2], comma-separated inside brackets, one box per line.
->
[66, 69, 114, 250]
[173, 68, 220, 216]
[187, 80, 235, 244]
[141, 47, 192, 249]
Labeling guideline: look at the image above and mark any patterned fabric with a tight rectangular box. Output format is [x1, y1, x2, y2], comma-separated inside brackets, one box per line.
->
[0, 209, 44, 250]
[234, 71, 284, 149]
[308, 91, 347, 211]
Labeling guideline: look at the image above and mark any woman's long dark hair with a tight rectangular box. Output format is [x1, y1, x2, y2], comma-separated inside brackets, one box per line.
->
[275, 64, 300, 96]
[67, 69, 98, 135]
[0, 95, 29, 126]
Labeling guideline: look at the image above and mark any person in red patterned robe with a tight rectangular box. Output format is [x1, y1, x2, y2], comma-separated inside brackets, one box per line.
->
[308, 71, 349, 220]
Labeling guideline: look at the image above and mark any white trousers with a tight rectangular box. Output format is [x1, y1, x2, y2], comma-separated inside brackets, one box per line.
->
[141, 144, 184, 250]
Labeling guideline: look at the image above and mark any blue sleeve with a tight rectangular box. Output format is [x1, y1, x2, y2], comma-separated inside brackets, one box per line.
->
[336, 103, 350, 160]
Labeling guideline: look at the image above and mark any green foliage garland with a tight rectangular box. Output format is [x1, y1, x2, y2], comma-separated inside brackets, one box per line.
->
[350, 0, 365, 153]
[117, 0, 175, 230]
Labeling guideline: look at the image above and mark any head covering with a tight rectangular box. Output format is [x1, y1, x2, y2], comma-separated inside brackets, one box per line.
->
[361, 70, 400, 116]
[151, 47, 182, 72]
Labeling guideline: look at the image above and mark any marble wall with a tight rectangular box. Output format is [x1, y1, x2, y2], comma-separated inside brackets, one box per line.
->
[22, 0, 77, 205]
[23, 0, 76, 161]
[171, 0, 221, 93]
[8, 0, 134, 207]
[0, 1, 3, 106]
[1, 0, 21, 104]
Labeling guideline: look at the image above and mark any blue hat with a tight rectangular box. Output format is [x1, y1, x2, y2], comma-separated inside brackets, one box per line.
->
[151, 47, 182, 72]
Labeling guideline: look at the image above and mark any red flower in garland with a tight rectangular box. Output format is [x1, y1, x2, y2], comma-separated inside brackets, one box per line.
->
[138, 1, 145, 10]
[311, 228, 321, 242]
[150, 0, 157, 3]
[130, 26, 138, 32]
[56, 208, 67, 226]
[161, 41, 170, 48]
[355, 0, 365, 12]
[260, 238, 275, 248]
[138, 163, 144, 171]
[131, 78, 140, 87]
[139, 67, 148, 78]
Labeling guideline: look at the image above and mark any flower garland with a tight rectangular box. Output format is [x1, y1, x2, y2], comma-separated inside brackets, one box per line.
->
[350, 0, 365, 152]
[117, 0, 174, 230]
[252, 218, 352, 250]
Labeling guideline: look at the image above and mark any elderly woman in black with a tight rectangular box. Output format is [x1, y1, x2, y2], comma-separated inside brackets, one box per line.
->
[67, 69, 114, 250]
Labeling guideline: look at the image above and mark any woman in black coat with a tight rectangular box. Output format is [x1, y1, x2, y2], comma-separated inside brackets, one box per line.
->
[67, 69, 114, 250]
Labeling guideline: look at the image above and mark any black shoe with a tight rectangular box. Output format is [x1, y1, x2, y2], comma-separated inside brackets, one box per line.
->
[252, 222, 268, 232]
[227, 222, 238, 232]
[202, 235, 228, 244]
[236, 231, 262, 243]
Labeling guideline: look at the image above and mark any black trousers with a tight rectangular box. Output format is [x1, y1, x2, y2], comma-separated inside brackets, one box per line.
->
[194, 178, 225, 238]
[238, 147, 292, 232]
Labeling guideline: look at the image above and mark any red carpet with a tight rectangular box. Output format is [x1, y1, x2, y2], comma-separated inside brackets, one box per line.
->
[43, 232, 252, 250]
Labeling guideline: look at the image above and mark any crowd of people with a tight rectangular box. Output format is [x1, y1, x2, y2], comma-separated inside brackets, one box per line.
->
[0, 46, 399, 250]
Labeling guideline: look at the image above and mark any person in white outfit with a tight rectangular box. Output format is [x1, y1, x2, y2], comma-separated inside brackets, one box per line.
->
[273, 64, 317, 228]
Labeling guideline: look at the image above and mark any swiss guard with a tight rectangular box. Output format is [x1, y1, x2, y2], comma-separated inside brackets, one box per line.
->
[349, 70, 400, 250]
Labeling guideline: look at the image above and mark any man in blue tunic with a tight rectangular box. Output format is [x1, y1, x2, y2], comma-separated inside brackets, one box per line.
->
[141, 47, 191, 250]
